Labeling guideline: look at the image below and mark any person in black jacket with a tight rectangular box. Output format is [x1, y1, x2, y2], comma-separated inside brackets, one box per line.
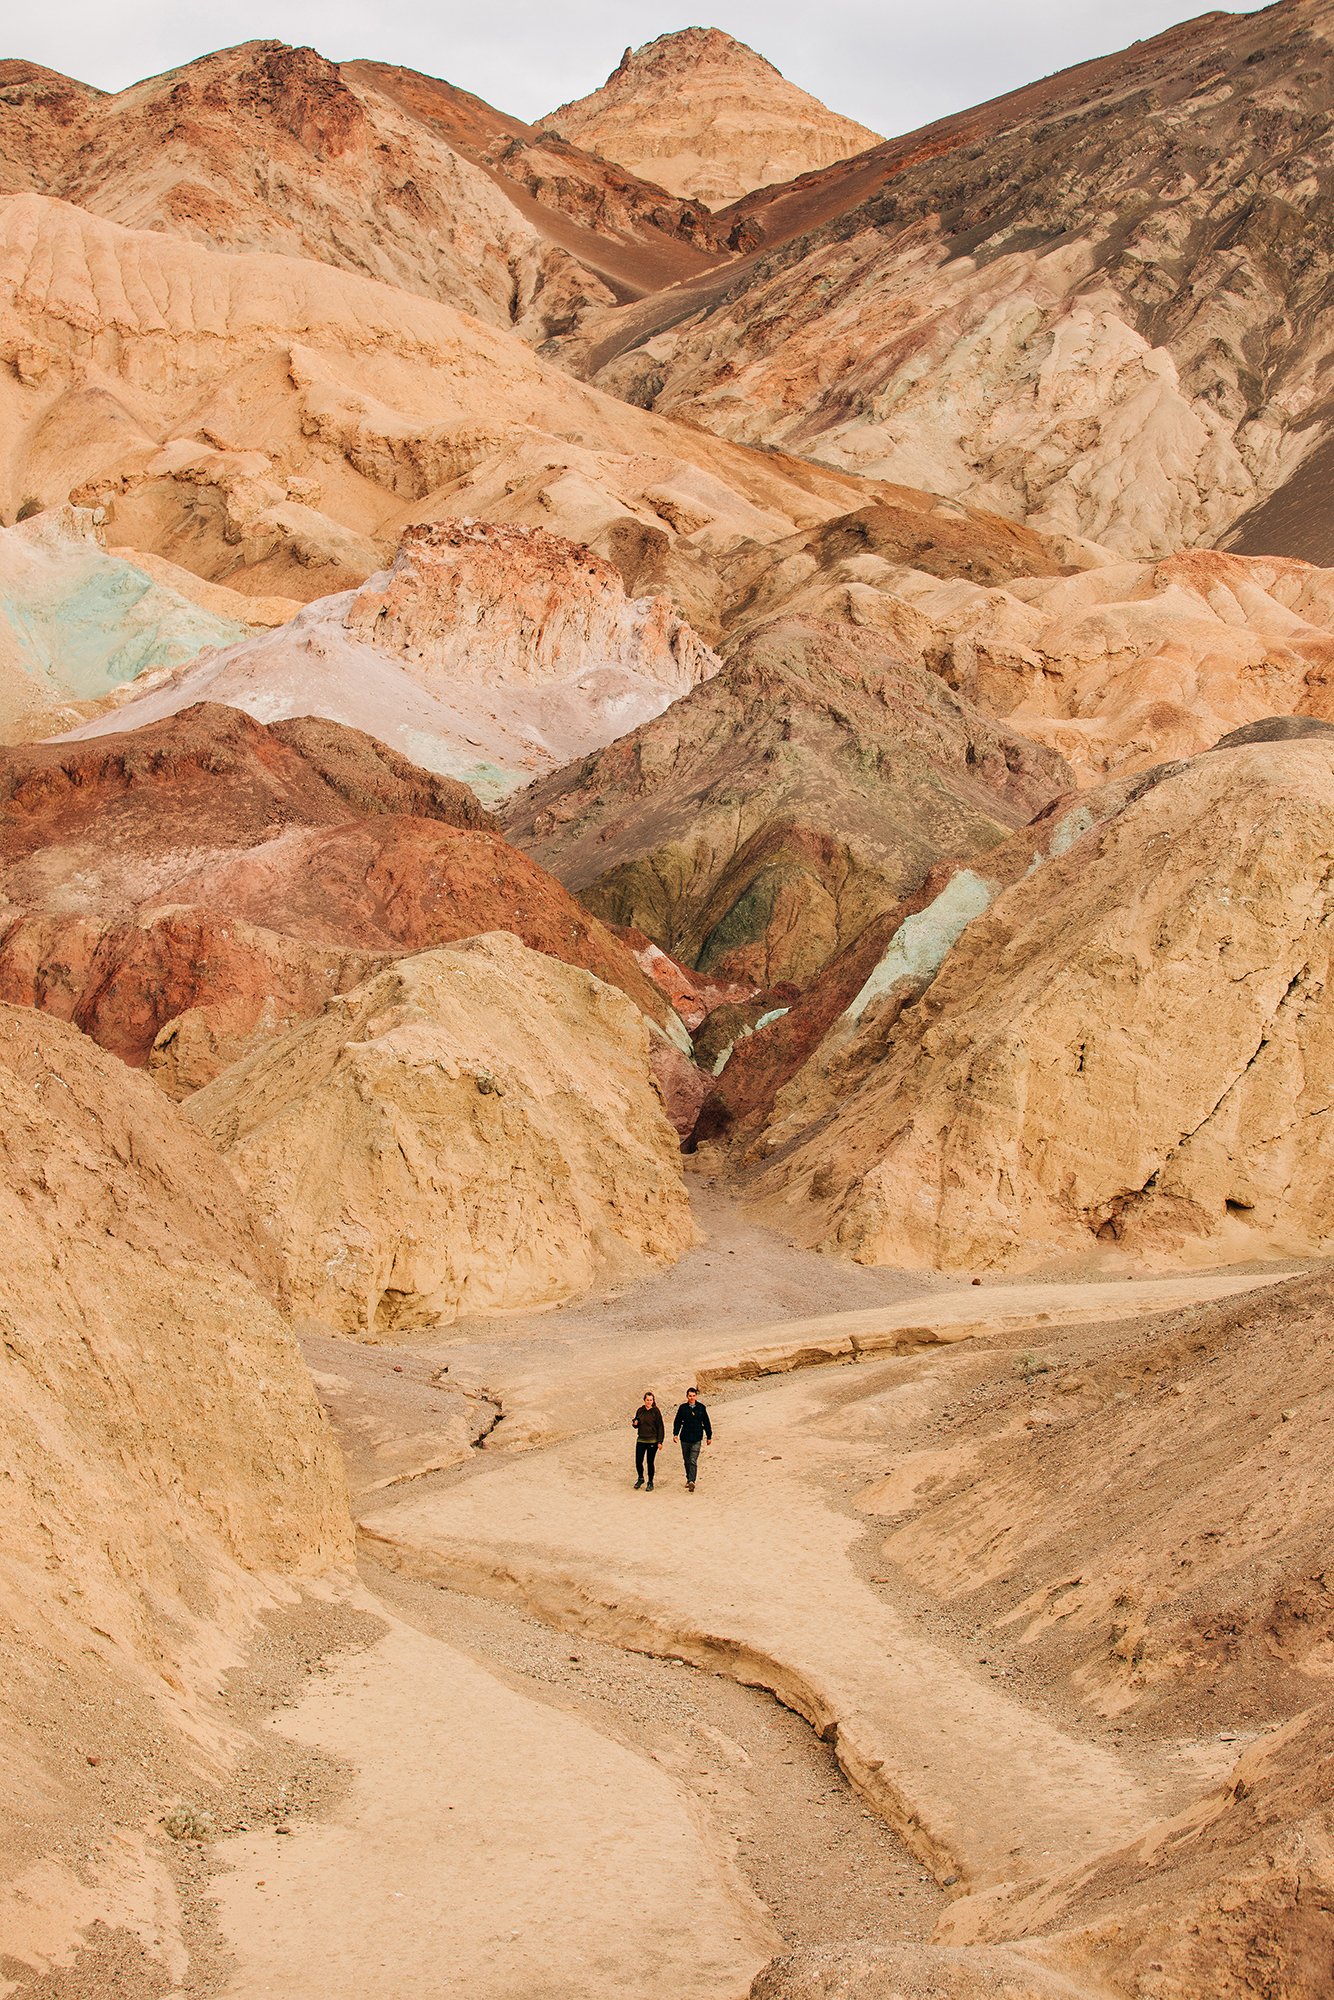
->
[672, 1387, 712, 1491]
[631, 1392, 664, 1489]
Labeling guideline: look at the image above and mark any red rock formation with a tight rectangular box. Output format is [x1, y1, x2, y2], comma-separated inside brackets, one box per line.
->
[0, 704, 684, 1087]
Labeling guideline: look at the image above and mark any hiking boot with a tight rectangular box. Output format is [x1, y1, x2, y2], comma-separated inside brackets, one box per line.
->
[634, 1477, 644, 1489]
[646, 1480, 654, 1491]
[687, 1480, 695, 1491]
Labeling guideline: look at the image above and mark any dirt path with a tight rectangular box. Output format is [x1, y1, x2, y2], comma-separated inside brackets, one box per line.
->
[365, 1558, 944, 1951]
[363, 1363, 1161, 1890]
[212, 1187, 1294, 1997]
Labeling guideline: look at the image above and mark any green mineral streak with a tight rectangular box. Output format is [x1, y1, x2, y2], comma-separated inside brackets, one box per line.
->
[399, 731, 517, 806]
[845, 869, 993, 1023]
[696, 863, 804, 974]
[2, 557, 249, 699]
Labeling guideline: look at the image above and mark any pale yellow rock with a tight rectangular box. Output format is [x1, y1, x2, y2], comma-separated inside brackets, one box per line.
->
[752, 740, 1334, 1271]
[0, 1003, 349, 1950]
[0, 192, 860, 601]
[541, 29, 880, 208]
[190, 933, 694, 1335]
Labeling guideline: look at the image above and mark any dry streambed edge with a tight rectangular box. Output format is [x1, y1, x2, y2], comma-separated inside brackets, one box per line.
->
[688, 1271, 1283, 1386]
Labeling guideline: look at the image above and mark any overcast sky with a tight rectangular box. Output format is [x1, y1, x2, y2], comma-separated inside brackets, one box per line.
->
[14, 2, 1270, 134]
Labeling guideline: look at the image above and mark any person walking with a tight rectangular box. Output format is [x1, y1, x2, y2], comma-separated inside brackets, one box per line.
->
[672, 1387, 712, 1491]
[631, 1391, 664, 1489]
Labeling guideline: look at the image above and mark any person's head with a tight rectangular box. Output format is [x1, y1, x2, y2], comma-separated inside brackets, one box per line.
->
[642, 1391, 655, 1408]
[686, 1387, 698, 1403]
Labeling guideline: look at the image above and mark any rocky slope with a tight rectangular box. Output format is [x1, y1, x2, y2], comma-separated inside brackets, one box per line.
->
[0, 190, 867, 603]
[736, 529, 1334, 786]
[580, 0, 1334, 563]
[191, 934, 693, 1334]
[0, 1004, 349, 1954]
[857, 1267, 1334, 1999]
[1, 41, 612, 338]
[507, 618, 1070, 988]
[540, 29, 879, 208]
[68, 520, 721, 799]
[750, 733, 1334, 1271]
[344, 58, 739, 301]
[0, 704, 685, 1088]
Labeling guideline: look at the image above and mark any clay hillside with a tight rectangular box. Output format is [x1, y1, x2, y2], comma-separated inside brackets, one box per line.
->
[5, 6, 1334, 1997]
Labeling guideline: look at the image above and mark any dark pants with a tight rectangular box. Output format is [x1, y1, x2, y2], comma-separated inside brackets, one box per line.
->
[680, 1439, 702, 1484]
[635, 1441, 658, 1484]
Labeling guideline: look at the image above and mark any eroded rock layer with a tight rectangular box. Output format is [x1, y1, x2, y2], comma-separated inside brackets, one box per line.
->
[0, 1004, 349, 1900]
[752, 737, 1334, 1270]
[190, 933, 693, 1333]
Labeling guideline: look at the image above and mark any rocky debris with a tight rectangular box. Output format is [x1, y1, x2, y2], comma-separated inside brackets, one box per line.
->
[507, 618, 1071, 989]
[750, 1943, 1085, 1997]
[190, 933, 694, 1334]
[0, 1003, 349, 1899]
[0, 505, 257, 734]
[587, 3, 1334, 560]
[752, 736, 1334, 1270]
[540, 29, 880, 209]
[64, 522, 720, 801]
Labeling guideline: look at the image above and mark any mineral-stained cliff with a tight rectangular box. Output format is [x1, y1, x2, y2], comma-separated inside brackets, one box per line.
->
[191, 933, 693, 1333]
[507, 618, 1071, 988]
[72, 522, 720, 798]
[751, 736, 1334, 1271]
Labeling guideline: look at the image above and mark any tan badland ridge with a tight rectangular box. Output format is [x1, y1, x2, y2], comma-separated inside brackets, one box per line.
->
[190, 933, 694, 1334]
[540, 27, 882, 207]
[0, 1003, 350, 1950]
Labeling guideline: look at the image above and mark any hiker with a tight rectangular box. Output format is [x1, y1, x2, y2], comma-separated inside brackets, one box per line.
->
[672, 1386, 712, 1491]
[632, 1391, 664, 1489]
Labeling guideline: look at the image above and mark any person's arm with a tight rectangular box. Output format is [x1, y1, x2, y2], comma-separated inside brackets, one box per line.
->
[672, 1404, 683, 1439]
[654, 1410, 665, 1444]
[702, 1405, 712, 1442]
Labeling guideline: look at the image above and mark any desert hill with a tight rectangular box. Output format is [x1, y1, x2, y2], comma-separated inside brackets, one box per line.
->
[0, 702, 688, 1092]
[0, 190, 868, 602]
[6, 10, 1334, 1994]
[0, 1003, 349, 1925]
[577, 0, 1334, 564]
[749, 732, 1334, 1272]
[191, 933, 693, 1333]
[540, 28, 881, 208]
[1, 41, 612, 336]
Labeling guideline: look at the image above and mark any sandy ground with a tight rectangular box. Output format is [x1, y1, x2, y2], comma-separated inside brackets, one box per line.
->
[187, 1186, 1291, 2000]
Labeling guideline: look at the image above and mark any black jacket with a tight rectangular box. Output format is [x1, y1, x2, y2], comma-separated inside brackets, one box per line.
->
[673, 1399, 712, 1443]
[632, 1403, 665, 1444]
